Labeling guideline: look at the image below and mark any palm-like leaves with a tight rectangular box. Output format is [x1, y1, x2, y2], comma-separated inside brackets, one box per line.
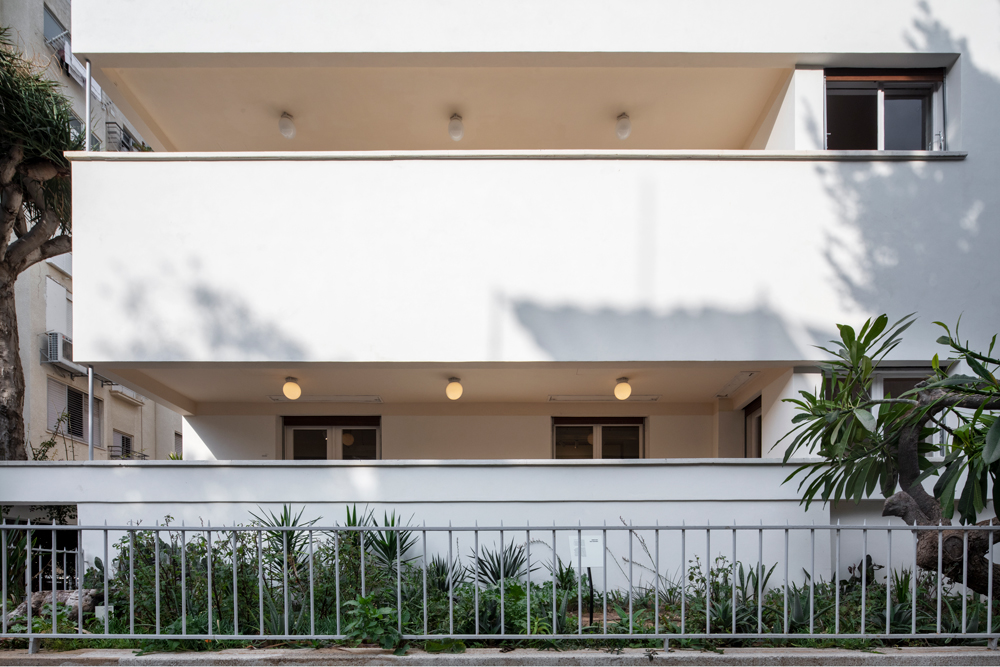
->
[467, 541, 538, 586]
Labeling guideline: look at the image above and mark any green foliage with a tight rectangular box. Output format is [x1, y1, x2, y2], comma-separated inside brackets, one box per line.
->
[343, 594, 404, 650]
[782, 314, 1000, 524]
[468, 540, 537, 586]
[0, 26, 82, 230]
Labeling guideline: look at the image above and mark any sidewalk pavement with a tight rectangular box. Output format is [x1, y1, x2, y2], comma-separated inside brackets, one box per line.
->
[3, 647, 1000, 666]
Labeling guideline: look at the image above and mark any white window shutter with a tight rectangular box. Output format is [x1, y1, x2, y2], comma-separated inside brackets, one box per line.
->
[45, 278, 68, 335]
[46, 378, 67, 432]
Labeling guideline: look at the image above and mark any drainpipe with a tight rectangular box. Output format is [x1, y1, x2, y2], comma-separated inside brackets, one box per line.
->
[84, 60, 91, 152]
[88, 366, 94, 460]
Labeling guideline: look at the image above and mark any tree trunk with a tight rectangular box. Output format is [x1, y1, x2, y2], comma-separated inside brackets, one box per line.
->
[0, 269, 27, 460]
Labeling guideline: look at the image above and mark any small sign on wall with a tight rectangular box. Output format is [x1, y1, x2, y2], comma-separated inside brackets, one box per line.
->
[568, 531, 604, 569]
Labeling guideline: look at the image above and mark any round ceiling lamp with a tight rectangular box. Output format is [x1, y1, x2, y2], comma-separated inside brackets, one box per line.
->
[448, 114, 464, 141]
[614, 377, 632, 401]
[445, 377, 464, 400]
[282, 377, 302, 400]
[342, 432, 355, 447]
[279, 112, 296, 139]
[615, 113, 631, 140]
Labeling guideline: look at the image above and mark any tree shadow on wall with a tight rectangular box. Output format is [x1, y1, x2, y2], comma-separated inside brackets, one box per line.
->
[817, 5, 1000, 355]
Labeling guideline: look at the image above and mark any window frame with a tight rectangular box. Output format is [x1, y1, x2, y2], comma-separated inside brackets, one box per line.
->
[283, 424, 381, 461]
[824, 68, 946, 151]
[46, 377, 103, 446]
[112, 430, 134, 459]
[551, 417, 645, 460]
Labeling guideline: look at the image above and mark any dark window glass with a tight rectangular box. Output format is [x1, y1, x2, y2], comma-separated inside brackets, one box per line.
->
[827, 91, 878, 149]
[292, 429, 327, 460]
[555, 426, 593, 459]
[884, 95, 928, 150]
[43, 7, 65, 43]
[602, 426, 641, 459]
[883, 376, 925, 398]
[342, 428, 377, 460]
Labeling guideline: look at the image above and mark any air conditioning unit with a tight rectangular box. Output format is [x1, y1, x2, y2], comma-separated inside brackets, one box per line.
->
[43, 332, 85, 375]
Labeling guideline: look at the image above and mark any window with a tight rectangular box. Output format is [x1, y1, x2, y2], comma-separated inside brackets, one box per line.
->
[43, 7, 67, 46]
[174, 432, 183, 458]
[112, 431, 133, 459]
[283, 417, 380, 461]
[70, 114, 102, 152]
[825, 69, 945, 151]
[552, 418, 644, 460]
[47, 378, 102, 443]
[45, 277, 72, 338]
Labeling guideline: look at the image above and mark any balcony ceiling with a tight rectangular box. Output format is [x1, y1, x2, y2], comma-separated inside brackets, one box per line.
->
[102, 361, 795, 413]
[104, 66, 789, 151]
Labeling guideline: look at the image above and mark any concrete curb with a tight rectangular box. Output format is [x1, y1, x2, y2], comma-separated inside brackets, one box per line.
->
[3, 647, 1000, 666]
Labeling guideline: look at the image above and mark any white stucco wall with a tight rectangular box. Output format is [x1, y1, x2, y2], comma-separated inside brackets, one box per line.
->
[183, 415, 280, 460]
[647, 415, 713, 458]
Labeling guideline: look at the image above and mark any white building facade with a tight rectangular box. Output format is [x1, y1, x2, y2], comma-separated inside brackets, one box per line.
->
[3, 0, 997, 535]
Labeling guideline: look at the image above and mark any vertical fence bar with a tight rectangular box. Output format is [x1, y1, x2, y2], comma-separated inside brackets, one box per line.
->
[577, 523, 583, 635]
[234, 529, 240, 638]
[681, 522, 686, 635]
[526, 524, 531, 635]
[395, 527, 401, 635]
[257, 530, 263, 637]
[962, 528, 969, 633]
[810, 524, 815, 635]
[2, 520, 6, 636]
[309, 530, 315, 637]
[334, 531, 341, 636]
[62, 549, 66, 592]
[783, 524, 788, 634]
[989, 524, 994, 638]
[360, 527, 366, 598]
[25, 521, 32, 636]
[500, 524, 506, 636]
[474, 527, 480, 636]
[861, 524, 868, 636]
[912, 528, 918, 636]
[448, 525, 454, 636]
[552, 525, 557, 635]
[49, 525, 56, 635]
[655, 526, 660, 636]
[422, 526, 428, 637]
[77, 541, 83, 634]
[129, 528, 135, 635]
[937, 523, 943, 634]
[732, 525, 737, 634]
[629, 525, 634, 635]
[835, 524, 841, 635]
[282, 530, 288, 636]
[603, 524, 608, 635]
[757, 522, 763, 634]
[100, 526, 108, 635]
[705, 524, 710, 636]
[155, 523, 161, 635]
[181, 526, 187, 635]
[207, 525, 213, 636]
[886, 525, 892, 636]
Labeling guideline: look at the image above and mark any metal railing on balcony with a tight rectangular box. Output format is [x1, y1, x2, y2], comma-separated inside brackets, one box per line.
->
[2, 521, 998, 648]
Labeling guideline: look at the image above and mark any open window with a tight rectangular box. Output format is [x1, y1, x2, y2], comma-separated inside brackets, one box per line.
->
[825, 69, 945, 151]
[552, 417, 644, 460]
[283, 416, 380, 461]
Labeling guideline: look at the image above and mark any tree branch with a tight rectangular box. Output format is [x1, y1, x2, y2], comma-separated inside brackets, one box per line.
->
[4, 208, 60, 271]
[16, 234, 70, 271]
[0, 184, 23, 262]
[0, 145, 23, 187]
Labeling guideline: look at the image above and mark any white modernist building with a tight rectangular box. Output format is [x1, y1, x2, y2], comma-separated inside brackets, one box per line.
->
[3, 1, 998, 545]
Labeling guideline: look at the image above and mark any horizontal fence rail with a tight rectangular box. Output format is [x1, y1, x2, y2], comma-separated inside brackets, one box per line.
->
[2, 521, 1000, 646]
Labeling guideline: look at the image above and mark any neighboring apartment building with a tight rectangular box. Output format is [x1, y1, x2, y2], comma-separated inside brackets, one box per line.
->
[2, 0, 996, 536]
[0, 0, 183, 461]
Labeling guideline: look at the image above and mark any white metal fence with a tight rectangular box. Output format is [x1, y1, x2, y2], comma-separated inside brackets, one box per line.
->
[2, 521, 999, 647]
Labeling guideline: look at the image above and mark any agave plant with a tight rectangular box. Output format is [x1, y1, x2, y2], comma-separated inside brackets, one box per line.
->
[467, 541, 538, 586]
[427, 553, 467, 592]
[367, 511, 418, 572]
[248, 505, 320, 585]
